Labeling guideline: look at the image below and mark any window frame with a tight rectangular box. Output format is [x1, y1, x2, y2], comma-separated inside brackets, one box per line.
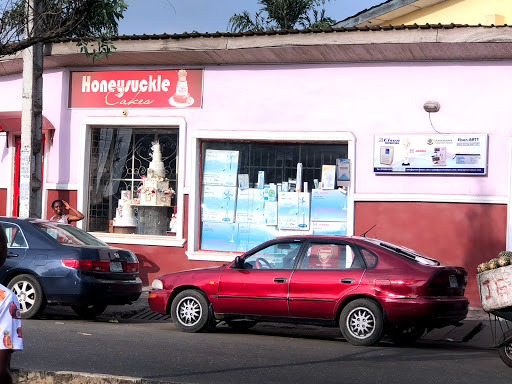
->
[187, 130, 356, 262]
[296, 239, 366, 271]
[0, 221, 29, 249]
[78, 117, 187, 247]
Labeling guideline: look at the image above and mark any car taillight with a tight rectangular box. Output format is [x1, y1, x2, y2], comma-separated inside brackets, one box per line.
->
[62, 259, 110, 272]
[123, 261, 139, 273]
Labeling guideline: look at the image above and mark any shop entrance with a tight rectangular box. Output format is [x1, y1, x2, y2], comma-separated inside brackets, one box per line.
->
[12, 135, 45, 217]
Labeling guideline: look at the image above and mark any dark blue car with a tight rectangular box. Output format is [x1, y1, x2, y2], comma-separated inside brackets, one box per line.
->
[0, 217, 142, 319]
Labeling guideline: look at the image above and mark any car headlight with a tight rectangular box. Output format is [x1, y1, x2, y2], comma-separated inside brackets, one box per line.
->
[151, 279, 163, 290]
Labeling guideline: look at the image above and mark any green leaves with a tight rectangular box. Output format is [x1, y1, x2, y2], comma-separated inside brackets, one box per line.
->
[228, 0, 335, 32]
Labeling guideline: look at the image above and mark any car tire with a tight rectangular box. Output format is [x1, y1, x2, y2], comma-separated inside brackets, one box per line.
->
[339, 299, 384, 346]
[225, 320, 257, 331]
[498, 329, 512, 367]
[71, 304, 108, 319]
[171, 290, 211, 333]
[8, 274, 45, 319]
[387, 324, 426, 345]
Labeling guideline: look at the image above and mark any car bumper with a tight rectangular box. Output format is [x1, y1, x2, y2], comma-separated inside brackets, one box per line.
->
[382, 296, 469, 326]
[148, 289, 172, 314]
[44, 273, 143, 306]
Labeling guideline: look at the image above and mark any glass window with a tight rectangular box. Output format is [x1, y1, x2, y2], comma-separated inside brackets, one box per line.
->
[299, 243, 363, 270]
[360, 248, 378, 268]
[34, 222, 107, 246]
[199, 141, 348, 252]
[0, 223, 28, 248]
[87, 127, 178, 236]
[241, 242, 302, 270]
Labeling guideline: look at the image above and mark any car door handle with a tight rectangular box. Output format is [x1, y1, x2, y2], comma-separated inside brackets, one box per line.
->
[340, 278, 355, 284]
[7, 252, 18, 258]
[274, 277, 287, 283]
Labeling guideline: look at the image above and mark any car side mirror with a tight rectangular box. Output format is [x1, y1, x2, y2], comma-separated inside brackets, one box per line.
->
[234, 256, 244, 269]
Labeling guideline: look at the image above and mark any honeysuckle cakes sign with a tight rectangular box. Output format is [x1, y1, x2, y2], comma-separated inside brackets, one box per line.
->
[69, 69, 203, 108]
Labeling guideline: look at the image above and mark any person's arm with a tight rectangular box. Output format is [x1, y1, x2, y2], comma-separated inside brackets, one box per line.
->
[63, 200, 85, 223]
[0, 350, 13, 384]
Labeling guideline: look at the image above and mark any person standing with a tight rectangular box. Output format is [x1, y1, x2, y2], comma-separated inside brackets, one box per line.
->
[0, 226, 23, 384]
[49, 200, 84, 224]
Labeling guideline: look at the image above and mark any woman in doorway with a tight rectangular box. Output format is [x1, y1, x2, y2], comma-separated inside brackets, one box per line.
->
[50, 200, 84, 224]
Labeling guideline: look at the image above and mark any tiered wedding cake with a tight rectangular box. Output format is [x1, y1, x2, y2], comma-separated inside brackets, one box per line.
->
[113, 190, 137, 227]
[137, 141, 174, 206]
[172, 69, 191, 103]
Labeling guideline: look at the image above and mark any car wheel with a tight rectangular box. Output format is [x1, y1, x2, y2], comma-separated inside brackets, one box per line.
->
[8, 274, 45, 319]
[498, 329, 512, 367]
[71, 304, 108, 319]
[171, 290, 211, 333]
[225, 320, 257, 331]
[387, 324, 426, 345]
[339, 299, 384, 346]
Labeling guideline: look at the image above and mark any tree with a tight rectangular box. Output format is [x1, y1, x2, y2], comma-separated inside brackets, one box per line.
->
[228, 0, 336, 32]
[0, 0, 128, 59]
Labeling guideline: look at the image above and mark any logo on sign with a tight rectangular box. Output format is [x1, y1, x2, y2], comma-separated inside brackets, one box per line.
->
[317, 248, 333, 264]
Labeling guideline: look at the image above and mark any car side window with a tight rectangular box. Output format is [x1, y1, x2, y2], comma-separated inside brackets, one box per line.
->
[299, 243, 364, 270]
[243, 242, 301, 270]
[0, 222, 28, 248]
[360, 248, 378, 268]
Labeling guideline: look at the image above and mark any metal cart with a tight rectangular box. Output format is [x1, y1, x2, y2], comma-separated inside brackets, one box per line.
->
[477, 267, 512, 367]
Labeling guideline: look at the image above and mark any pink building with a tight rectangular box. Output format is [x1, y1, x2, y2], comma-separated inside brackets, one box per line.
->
[1, 25, 512, 306]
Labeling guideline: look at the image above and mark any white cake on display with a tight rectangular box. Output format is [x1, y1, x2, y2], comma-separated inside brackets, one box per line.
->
[113, 190, 137, 227]
[137, 141, 175, 206]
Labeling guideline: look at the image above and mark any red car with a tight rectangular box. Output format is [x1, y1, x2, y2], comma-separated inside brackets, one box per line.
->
[148, 236, 468, 346]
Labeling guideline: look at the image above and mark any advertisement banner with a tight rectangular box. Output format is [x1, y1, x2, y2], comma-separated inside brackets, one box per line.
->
[69, 69, 203, 108]
[374, 134, 488, 175]
[203, 150, 239, 187]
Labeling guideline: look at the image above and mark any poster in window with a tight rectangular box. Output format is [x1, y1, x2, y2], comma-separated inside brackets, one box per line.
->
[203, 150, 239, 186]
[311, 189, 347, 222]
[237, 223, 277, 253]
[201, 222, 238, 252]
[278, 192, 299, 230]
[264, 201, 278, 226]
[311, 221, 348, 235]
[201, 185, 237, 223]
[321, 165, 336, 189]
[297, 192, 311, 230]
[249, 189, 265, 224]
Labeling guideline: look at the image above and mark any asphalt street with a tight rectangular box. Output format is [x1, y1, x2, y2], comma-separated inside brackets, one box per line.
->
[10, 300, 512, 384]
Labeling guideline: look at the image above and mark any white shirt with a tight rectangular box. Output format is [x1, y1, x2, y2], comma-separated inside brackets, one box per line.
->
[50, 215, 68, 224]
[0, 284, 22, 351]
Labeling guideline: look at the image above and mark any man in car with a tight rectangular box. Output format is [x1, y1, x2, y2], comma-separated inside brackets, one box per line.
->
[0, 226, 23, 384]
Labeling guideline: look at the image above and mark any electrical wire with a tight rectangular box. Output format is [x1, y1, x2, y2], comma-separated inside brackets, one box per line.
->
[429, 112, 444, 134]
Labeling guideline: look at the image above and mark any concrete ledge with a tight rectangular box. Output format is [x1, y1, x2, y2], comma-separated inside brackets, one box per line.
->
[13, 370, 173, 384]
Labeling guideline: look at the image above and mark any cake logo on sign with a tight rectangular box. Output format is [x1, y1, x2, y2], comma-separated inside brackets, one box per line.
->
[169, 70, 194, 107]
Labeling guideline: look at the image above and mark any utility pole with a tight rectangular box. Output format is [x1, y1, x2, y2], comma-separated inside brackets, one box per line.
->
[19, 0, 43, 218]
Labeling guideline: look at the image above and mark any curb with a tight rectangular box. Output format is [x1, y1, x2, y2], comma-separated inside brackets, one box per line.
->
[13, 370, 175, 384]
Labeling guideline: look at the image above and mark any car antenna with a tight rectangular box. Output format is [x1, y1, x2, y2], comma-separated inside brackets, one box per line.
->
[360, 224, 376, 237]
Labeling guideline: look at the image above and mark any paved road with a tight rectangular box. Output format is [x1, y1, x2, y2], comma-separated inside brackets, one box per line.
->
[11, 305, 512, 384]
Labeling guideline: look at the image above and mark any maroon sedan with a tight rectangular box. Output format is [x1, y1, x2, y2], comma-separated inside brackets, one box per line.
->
[148, 236, 468, 346]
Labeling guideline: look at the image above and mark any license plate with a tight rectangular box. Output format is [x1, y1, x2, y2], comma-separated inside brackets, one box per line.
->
[110, 261, 123, 272]
[449, 275, 458, 288]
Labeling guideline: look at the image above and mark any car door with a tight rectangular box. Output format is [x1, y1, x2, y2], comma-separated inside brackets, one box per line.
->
[288, 240, 366, 320]
[0, 222, 28, 281]
[217, 240, 304, 317]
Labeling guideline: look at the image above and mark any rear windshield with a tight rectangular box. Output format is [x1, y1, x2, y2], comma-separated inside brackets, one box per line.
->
[365, 239, 440, 266]
[33, 222, 107, 246]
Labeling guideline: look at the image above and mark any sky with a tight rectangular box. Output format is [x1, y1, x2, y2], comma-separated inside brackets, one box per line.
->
[118, 0, 385, 35]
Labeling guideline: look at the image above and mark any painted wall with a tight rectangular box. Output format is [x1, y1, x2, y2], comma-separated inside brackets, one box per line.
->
[387, 0, 512, 25]
[0, 189, 6, 216]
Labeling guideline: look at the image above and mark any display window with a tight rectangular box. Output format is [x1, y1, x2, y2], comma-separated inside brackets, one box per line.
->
[86, 127, 178, 236]
[199, 141, 350, 253]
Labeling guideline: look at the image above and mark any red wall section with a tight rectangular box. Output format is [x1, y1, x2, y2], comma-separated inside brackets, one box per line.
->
[355, 201, 507, 307]
[46, 190, 78, 222]
[0, 189, 7, 216]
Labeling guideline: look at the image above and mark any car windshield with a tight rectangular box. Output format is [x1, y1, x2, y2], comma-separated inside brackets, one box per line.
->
[366, 238, 440, 266]
[33, 222, 107, 246]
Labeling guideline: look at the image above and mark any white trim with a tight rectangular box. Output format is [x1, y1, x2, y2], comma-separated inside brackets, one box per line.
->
[508, 137, 512, 251]
[5, 132, 16, 216]
[44, 183, 79, 190]
[188, 130, 357, 256]
[78, 116, 187, 245]
[354, 193, 507, 205]
[186, 251, 241, 262]
[90, 233, 186, 247]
